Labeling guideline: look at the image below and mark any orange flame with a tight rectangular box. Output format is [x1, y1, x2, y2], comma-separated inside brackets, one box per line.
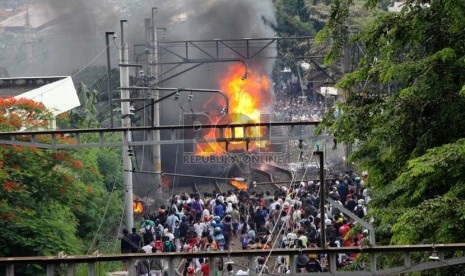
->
[197, 64, 271, 156]
[133, 201, 144, 214]
[230, 180, 248, 190]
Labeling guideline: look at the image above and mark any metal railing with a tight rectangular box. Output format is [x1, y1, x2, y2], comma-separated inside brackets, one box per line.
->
[2, 244, 465, 276]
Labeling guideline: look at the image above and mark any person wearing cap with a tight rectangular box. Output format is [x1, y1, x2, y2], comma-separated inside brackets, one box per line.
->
[213, 199, 225, 218]
[326, 218, 338, 243]
[354, 199, 367, 219]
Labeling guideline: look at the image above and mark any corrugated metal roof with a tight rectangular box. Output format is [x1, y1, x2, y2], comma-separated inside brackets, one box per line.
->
[0, 76, 80, 115]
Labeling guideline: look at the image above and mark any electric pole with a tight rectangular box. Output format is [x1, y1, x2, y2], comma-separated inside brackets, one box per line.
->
[25, 1, 33, 64]
[119, 20, 134, 229]
[151, 8, 163, 207]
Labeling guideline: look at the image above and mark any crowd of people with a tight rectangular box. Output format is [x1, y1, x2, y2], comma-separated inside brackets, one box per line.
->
[121, 172, 371, 275]
[273, 95, 325, 122]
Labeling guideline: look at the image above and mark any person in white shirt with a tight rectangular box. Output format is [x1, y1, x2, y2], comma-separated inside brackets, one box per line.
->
[164, 228, 175, 242]
[201, 205, 210, 221]
[225, 191, 238, 204]
[142, 244, 153, 253]
[193, 220, 205, 239]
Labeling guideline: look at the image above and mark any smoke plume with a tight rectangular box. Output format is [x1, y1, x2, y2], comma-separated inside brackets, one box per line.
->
[26, 0, 276, 193]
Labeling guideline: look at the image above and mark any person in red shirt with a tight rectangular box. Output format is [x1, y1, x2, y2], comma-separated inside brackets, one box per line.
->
[338, 219, 351, 246]
[200, 262, 209, 275]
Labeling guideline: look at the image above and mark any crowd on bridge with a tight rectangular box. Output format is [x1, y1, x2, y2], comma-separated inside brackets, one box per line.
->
[121, 172, 371, 275]
[273, 95, 324, 122]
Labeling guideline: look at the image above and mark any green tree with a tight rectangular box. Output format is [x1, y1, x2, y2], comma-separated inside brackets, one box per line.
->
[0, 98, 123, 263]
[272, 0, 331, 68]
[318, 0, 465, 255]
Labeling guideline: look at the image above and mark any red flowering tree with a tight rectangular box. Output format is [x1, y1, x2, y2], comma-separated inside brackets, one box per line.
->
[0, 98, 122, 259]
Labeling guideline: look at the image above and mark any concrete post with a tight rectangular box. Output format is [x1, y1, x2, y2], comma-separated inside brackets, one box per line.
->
[151, 7, 163, 208]
[67, 264, 76, 276]
[46, 264, 54, 276]
[6, 265, 14, 276]
[87, 262, 95, 276]
[289, 254, 297, 274]
[248, 255, 256, 276]
[120, 20, 134, 229]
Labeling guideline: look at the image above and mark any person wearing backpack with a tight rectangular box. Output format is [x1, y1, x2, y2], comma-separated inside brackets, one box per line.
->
[162, 236, 175, 252]
[141, 223, 155, 245]
[306, 254, 323, 272]
[344, 194, 357, 212]
[135, 249, 151, 276]
[354, 199, 366, 219]
[154, 219, 165, 240]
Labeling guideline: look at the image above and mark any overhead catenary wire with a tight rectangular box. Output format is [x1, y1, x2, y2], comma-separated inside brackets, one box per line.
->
[86, 157, 124, 255]
[258, 143, 318, 275]
[171, 107, 184, 199]
[24, 35, 119, 112]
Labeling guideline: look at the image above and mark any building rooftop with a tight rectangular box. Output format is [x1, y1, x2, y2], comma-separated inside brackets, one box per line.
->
[0, 76, 80, 115]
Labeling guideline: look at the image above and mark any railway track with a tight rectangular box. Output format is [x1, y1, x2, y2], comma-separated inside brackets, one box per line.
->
[192, 182, 218, 199]
[188, 163, 296, 197]
[250, 163, 294, 193]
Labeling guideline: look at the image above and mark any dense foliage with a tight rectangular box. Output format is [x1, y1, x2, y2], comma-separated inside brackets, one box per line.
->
[0, 98, 123, 260]
[318, 0, 465, 250]
[272, 0, 332, 70]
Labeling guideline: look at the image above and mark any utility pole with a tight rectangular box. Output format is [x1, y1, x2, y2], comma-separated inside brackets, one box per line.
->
[315, 151, 326, 249]
[151, 8, 162, 207]
[119, 20, 134, 229]
[342, 43, 352, 173]
[105, 32, 115, 128]
[25, 1, 33, 64]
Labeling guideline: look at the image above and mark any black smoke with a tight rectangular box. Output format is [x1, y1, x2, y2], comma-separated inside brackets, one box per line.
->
[30, 0, 276, 195]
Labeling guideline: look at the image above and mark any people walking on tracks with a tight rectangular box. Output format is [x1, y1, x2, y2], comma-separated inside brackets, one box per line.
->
[135, 171, 372, 273]
[129, 227, 142, 253]
[120, 228, 132, 254]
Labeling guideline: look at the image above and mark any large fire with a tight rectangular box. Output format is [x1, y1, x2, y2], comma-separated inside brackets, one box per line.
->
[197, 64, 271, 156]
[230, 180, 248, 190]
[133, 201, 144, 214]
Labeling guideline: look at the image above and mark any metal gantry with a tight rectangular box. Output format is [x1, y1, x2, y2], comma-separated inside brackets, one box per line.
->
[128, 37, 340, 87]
